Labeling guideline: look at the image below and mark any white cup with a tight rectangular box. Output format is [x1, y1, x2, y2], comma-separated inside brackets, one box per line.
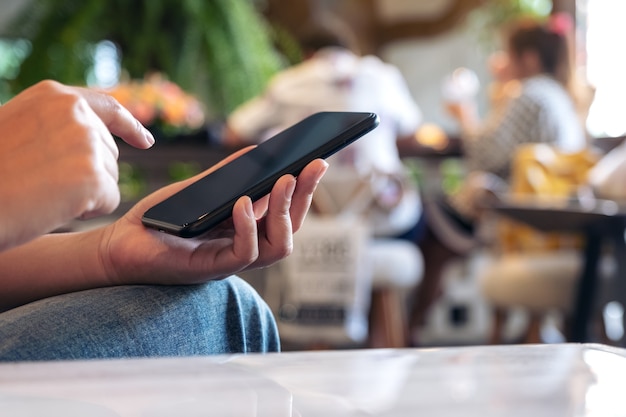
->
[441, 67, 480, 103]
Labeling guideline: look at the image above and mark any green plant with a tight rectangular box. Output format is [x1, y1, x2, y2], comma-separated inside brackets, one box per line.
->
[4, 0, 284, 117]
[0, 39, 30, 102]
[469, 0, 553, 49]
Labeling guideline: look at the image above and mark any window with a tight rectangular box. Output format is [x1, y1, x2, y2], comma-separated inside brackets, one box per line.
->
[581, 0, 626, 137]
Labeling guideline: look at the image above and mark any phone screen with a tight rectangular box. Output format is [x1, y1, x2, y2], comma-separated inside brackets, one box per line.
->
[142, 111, 379, 237]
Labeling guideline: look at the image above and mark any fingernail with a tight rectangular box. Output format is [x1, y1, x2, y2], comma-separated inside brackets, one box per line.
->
[144, 129, 155, 146]
[285, 177, 296, 200]
[317, 161, 329, 180]
[244, 196, 255, 218]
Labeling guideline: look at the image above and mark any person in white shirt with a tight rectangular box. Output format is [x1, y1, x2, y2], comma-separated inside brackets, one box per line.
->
[224, 22, 424, 239]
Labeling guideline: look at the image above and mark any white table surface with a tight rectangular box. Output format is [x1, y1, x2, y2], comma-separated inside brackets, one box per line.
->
[1, 343, 625, 416]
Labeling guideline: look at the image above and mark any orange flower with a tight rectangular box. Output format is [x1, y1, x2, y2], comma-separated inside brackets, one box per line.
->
[102, 73, 206, 131]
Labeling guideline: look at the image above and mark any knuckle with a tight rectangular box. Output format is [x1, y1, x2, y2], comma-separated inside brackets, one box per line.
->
[101, 93, 124, 115]
[232, 250, 257, 268]
[71, 146, 108, 176]
[36, 80, 79, 103]
[35, 79, 64, 93]
[51, 90, 88, 120]
[274, 243, 293, 260]
[74, 169, 119, 216]
[245, 253, 260, 265]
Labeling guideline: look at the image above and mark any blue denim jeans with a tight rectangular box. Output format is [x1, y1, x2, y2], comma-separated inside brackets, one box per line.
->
[0, 276, 280, 361]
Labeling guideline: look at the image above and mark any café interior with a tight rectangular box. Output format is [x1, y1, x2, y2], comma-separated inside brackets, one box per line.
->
[2, 0, 626, 415]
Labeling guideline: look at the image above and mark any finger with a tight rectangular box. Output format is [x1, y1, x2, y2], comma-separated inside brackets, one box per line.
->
[187, 196, 258, 279]
[258, 174, 296, 261]
[80, 102, 122, 180]
[252, 195, 270, 219]
[79, 168, 121, 219]
[100, 136, 120, 182]
[76, 87, 155, 149]
[74, 100, 122, 216]
[230, 196, 259, 266]
[289, 159, 328, 232]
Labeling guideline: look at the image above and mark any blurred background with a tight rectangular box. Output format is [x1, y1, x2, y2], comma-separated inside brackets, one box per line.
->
[2, 0, 625, 350]
[0, 0, 619, 136]
[0, 0, 586, 130]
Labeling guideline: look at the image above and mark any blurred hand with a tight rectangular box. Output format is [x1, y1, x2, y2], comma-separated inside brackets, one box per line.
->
[444, 100, 478, 130]
[0, 80, 154, 251]
[99, 149, 328, 286]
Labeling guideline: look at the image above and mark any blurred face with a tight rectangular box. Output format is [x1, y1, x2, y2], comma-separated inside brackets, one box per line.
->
[488, 51, 514, 83]
[505, 47, 542, 80]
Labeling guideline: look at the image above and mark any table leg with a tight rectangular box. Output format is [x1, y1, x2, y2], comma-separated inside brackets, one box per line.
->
[609, 226, 626, 347]
[569, 228, 602, 342]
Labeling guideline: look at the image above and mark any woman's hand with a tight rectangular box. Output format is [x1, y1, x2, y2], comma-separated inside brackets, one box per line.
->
[0, 80, 154, 251]
[99, 150, 328, 286]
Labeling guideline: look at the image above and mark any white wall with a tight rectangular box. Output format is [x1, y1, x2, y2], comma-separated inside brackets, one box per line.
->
[0, 0, 29, 34]
[381, 24, 492, 135]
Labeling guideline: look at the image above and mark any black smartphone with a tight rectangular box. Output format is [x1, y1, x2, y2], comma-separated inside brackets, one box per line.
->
[141, 111, 379, 237]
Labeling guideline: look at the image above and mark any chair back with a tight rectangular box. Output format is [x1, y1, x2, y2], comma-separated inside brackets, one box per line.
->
[276, 214, 372, 346]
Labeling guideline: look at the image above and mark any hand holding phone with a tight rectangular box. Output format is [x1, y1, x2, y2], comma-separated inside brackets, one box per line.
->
[141, 111, 379, 238]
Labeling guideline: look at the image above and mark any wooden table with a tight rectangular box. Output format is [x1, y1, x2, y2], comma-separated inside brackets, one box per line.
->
[1, 343, 625, 416]
[491, 197, 626, 343]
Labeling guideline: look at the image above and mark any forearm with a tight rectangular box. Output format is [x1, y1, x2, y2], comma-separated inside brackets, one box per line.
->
[0, 229, 111, 312]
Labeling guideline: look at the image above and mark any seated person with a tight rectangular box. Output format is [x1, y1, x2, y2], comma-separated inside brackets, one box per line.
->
[409, 13, 588, 344]
[0, 80, 327, 361]
[224, 20, 424, 240]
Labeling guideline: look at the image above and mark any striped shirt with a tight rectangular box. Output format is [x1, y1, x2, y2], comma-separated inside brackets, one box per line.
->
[463, 74, 585, 180]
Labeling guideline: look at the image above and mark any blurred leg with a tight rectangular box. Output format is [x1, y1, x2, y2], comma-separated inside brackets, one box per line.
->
[524, 314, 543, 344]
[0, 276, 279, 361]
[408, 226, 459, 344]
[488, 307, 508, 344]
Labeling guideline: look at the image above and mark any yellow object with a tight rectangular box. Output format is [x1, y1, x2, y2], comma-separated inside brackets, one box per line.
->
[499, 143, 600, 253]
[414, 123, 448, 150]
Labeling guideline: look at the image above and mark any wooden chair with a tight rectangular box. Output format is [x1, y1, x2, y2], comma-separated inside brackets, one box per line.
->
[274, 166, 423, 349]
[479, 143, 599, 343]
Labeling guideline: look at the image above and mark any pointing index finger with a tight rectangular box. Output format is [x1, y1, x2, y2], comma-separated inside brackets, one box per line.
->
[77, 87, 155, 149]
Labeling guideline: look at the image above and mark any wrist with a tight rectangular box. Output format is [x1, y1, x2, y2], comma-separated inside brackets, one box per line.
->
[0, 229, 112, 311]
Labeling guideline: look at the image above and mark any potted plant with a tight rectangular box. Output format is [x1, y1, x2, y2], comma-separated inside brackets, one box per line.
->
[3, 0, 284, 118]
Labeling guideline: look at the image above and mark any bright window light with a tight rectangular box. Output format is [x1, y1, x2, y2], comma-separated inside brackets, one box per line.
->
[584, 0, 626, 137]
[87, 40, 121, 88]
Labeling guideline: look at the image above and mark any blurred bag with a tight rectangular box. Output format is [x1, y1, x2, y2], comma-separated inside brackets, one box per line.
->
[499, 143, 599, 253]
